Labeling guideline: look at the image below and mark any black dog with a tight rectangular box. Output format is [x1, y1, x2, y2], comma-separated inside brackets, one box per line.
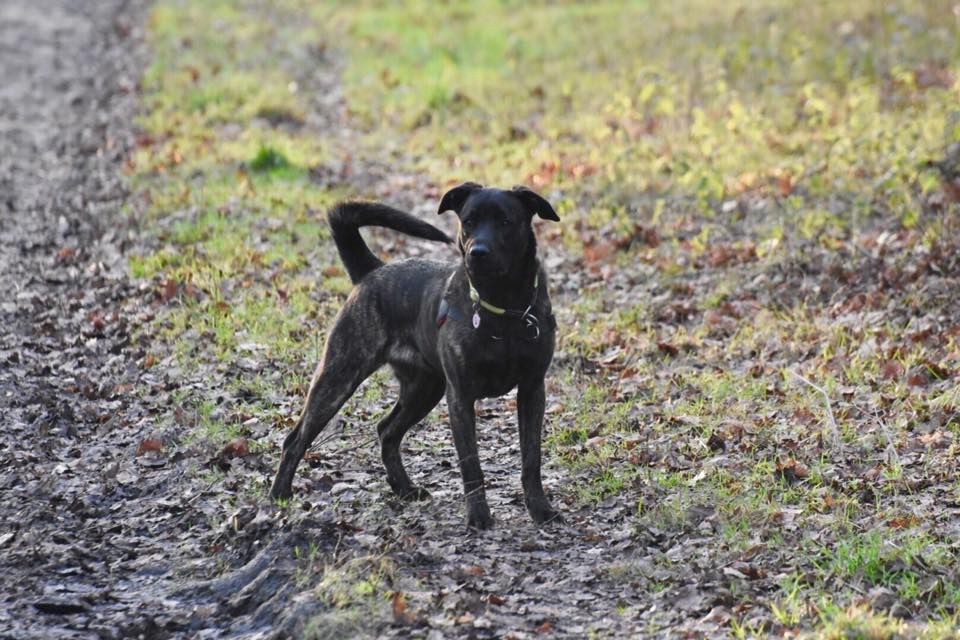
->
[269, 182, 562, 529]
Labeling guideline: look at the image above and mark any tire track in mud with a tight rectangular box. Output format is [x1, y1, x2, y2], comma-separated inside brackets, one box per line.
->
[0, 2, 182, 638]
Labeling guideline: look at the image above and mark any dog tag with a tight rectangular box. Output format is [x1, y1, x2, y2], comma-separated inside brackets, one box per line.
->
[472, 311, 481, 329]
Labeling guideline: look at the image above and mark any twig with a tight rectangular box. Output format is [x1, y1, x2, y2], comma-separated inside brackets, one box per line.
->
[785, 368, 843, 451]
[873, 408, 900, 467]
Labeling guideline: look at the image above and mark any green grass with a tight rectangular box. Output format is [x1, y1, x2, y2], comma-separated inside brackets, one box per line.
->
[321, 1, 957, 225]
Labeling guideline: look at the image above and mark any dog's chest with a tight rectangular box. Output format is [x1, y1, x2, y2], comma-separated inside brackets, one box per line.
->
[468, 337, 545, 398]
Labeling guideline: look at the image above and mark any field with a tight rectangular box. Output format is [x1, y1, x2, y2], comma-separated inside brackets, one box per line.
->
[124, 0, 960, 637]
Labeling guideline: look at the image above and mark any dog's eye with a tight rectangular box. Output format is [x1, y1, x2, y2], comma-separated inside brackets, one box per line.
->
[500, 216, 512, 226]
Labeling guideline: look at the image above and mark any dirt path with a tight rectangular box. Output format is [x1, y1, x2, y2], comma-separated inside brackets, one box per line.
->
[0, 1, 177, 637]
[0, 3, 787, 639]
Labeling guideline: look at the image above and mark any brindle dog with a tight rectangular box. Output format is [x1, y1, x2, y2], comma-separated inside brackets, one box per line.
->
[269, 182, 562, 529]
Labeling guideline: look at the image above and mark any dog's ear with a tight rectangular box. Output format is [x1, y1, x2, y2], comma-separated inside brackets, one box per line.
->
[438, 182, 483, 215]
[511, 185, 560, 221]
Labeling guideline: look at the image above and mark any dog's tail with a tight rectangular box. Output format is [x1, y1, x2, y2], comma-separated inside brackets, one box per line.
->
[328, 201, 453, 283]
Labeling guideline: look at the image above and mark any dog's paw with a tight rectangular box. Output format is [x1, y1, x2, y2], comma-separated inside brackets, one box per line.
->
[400, 486, 432, 501]
[268, 483, 293, 502]
[466, 505, 494, 530]
[528, 502, 564, 526]
[539, 510, 565, 526]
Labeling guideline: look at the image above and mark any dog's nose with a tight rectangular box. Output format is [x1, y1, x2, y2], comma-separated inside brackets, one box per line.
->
[469, 243, 489, 258]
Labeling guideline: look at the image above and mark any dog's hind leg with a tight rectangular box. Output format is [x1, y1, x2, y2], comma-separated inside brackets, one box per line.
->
[269, 320, 383, 501]
[377, 369, 445, 500]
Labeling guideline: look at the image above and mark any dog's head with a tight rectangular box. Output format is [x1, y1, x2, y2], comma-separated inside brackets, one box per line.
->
[438, 182, 559, 277]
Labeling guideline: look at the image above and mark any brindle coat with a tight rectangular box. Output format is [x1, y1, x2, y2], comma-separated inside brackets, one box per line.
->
[269, 183, 562, 529]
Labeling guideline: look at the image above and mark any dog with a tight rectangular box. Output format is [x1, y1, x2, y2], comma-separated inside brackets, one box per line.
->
[269, 182, 562, 529]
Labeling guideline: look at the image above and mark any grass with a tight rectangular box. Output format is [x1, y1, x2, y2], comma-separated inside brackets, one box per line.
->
[133, 0, 960, 636]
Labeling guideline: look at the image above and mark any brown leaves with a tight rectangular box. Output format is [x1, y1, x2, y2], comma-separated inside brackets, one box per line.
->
[906, 370, 929, 388]
[657, 341, 679, 357]
[391, 591, 417, 625]
[703, 241, 757, 269]
[581, 222, 659, 265]
[776, 172, 794, 197]
[525, 158, 598, 189]
[583, 241, 617, 264]
[886, 515, 920, 529]
[723, 560, 767, 580]
[912, 60, 955, 90]
[918, 431, 947, 448]
[135, 437, 163, 456]
[881, 360, 904, 380]
[879, 358, 952, 387]
[703, 308, 737, 335]
[211, 438, 251, 470]
[775, 458, 809, 485]
[706, 433, 726, 452]
[159, 278, 178, 303]
[535, 620, 554, 634]
[321, 264, 343, 278]
[156, 277, 203, 304]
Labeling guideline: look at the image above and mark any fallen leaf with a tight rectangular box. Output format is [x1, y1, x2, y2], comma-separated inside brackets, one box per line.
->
[583, 240, 617, 264]
[906, 371, 928, 387]
[777, 172, 794, 197]
[881, 360, 903, 380]
[211, 438, 250, 470]
[918, 431, 946, 447]
[159, 278, 178, 303]
[704, 309, 738, 334]
[887, 516, 920, 528]
[657, 341, 679, 357]
[220, 438, 249, 459]
[322, 265, 343, 278]
[706, 433, 726, 452]
[391, 591, 416, 625]
[775, 458, 809, 484]
[136, 437, 163, 456]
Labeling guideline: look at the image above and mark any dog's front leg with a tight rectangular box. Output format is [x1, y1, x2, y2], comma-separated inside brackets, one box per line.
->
[446, 389, 493, 530]
[517, 380, 562, 524]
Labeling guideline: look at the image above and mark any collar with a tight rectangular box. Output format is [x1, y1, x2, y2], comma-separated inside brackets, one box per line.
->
[464, 266, 542, 341]
[466, 270, 539, 318]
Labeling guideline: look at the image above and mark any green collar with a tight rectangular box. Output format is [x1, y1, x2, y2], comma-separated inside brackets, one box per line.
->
[466, 271, 539, 317]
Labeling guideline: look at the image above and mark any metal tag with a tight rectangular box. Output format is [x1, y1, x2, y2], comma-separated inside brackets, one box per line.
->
[472, 311, 481, 329]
